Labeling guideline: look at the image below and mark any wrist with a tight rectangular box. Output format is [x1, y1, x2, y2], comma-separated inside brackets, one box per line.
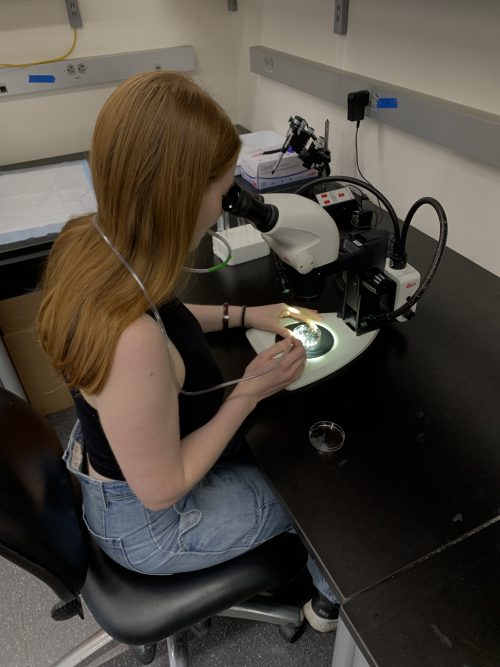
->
[226, 384, 258, 412]
[222, 304, 249, 330]
[222, 302, 229, 331]
[240, 305, 247, 328]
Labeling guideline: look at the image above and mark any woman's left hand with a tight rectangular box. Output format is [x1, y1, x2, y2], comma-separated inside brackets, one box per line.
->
[244, 303, 323, 338]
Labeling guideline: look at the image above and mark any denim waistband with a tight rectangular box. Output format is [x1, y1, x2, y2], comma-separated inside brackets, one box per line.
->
[63, 420, 138, 505]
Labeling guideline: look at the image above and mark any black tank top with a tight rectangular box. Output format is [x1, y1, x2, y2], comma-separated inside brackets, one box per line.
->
[71, 299, 224, 480]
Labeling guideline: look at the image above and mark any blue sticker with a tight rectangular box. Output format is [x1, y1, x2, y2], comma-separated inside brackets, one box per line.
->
[376, 97, 398, 109]
[28, 74, 56, 83]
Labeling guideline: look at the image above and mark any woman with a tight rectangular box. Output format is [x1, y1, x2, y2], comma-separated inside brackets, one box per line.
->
[38, 71, 339, 632]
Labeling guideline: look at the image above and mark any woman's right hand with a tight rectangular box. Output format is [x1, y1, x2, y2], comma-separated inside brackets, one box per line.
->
[232, 337, 306, 403]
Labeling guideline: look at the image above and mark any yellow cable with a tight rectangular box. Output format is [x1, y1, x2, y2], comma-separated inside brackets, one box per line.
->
[0, 28, 78, 68]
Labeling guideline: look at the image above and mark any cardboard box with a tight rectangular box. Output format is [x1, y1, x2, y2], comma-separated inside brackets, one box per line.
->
[239, 145, 318, 191]
[0, 291, 74, 415]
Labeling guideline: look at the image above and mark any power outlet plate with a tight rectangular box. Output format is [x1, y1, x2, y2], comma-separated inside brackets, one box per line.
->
[0, 45, 195, 99]
[65, 0, 83, 28]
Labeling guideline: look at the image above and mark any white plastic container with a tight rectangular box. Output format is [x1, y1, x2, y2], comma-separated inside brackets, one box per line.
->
[235, 131, 286, 176]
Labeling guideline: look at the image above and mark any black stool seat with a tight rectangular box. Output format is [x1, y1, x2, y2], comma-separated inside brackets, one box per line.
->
[84, 532, 307, 645]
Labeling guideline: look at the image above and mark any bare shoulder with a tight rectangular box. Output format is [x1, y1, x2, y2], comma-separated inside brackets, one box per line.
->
[91, 312, 184, 409]
[109, 313, 172, 381]
[114, 313, 164, 358]
[82, 314, 163, 408]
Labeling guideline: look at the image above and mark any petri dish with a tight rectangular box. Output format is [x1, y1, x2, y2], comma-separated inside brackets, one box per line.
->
[309, 421, 345, 454]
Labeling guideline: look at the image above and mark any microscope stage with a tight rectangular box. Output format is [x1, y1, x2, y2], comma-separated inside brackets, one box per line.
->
[246, 313, 378, 390]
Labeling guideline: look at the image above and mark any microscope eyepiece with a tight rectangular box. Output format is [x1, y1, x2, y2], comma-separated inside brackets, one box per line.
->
[222, 184, 279, 233]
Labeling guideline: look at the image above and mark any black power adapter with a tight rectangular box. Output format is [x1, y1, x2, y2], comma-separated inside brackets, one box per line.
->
[347, 90, 370, 122]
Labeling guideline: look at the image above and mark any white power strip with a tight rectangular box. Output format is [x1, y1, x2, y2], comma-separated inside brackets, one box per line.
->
[212, 224, 270, 265]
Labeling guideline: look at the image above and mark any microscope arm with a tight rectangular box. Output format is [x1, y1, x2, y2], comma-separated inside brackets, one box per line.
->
[260, 193, 340, 274]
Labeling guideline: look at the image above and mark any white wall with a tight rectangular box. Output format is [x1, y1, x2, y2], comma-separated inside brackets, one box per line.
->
[234, 0, 500, 277]
[0, 0, 239, 165]
[1, 0, 499, 276]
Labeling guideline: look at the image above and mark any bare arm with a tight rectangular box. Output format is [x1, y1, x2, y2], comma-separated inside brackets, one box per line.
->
[91, 314, 305, 511]
[185, 303, 243, 332]
[186, 303, 322, 335]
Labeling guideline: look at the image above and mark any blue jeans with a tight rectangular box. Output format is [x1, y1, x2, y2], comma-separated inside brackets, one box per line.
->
[64, 421, 337, 603]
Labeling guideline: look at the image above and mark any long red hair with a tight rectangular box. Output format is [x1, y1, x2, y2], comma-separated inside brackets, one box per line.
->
[38, 71, 240, 394]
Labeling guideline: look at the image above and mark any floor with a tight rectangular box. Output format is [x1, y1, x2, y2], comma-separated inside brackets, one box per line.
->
[0, 406, 337, 667]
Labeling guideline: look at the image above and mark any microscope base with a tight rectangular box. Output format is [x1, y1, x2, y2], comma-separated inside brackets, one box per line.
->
[246, 313, 378, 390]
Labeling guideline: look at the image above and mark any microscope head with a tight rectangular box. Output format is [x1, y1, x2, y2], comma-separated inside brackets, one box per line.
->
[223, 184, 340, 274]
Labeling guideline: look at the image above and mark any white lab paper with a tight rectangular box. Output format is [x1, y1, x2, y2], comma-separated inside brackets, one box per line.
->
[0, 160, 97, 245]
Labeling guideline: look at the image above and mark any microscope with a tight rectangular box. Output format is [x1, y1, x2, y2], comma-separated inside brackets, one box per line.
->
[223, 121, 448, 389]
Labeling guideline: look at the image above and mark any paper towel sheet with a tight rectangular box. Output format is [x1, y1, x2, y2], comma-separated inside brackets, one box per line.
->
[0, 160, 97, 245]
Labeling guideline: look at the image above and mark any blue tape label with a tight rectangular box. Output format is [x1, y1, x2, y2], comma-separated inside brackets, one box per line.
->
[28, 74, 56, 83]
[377, 97, 398, 109]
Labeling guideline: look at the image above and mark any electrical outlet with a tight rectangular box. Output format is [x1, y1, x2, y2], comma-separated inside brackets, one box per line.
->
[0, 84, 8, 94]
[65, 0, 83, 29]
[66, 62, 88, 79]
[264, 56, 274, 73]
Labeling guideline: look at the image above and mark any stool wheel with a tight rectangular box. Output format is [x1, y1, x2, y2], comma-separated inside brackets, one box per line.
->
[131, 643, 157, 664]
[190, 618, 212, 639]
[279, 622, 305, 643]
